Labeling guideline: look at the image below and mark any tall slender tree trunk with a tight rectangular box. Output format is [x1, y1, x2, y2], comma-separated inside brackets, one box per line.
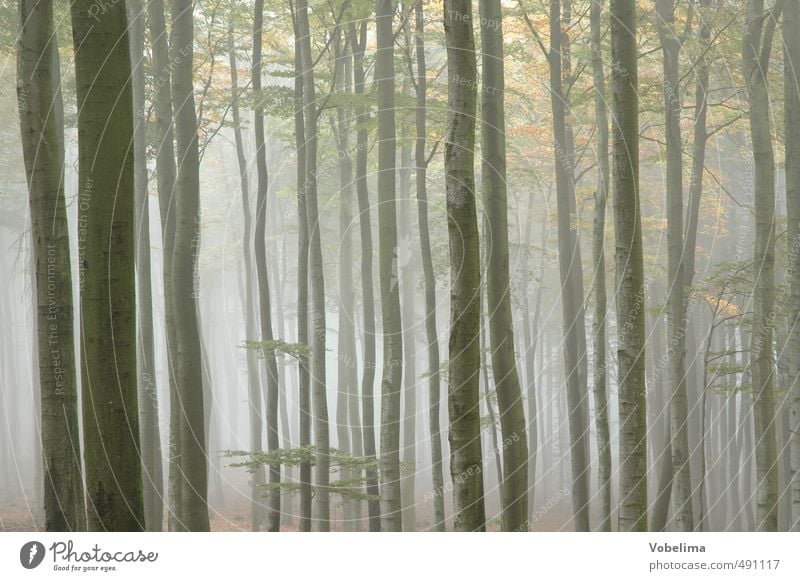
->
[479, 269, 504, 504]
[399, 17, 418, 532]
[129, 0, 164, 532]
[17, 0, 85, 532]
[350, 20, 382, 531]
[655, 0, 693, 532]
[332, 30, 359, 530]
[743, 0, 782, 532]
[786, 0, 800, 532]
[376, 0, 404, 531]
[228, 15, 266, 532]
[170, 0, 209, 531]
[680, 0, 713, 530]
[589, 0, 611, 532]
[291, 2, 312, 532]
[549, 0, 591, 531]
[648, 289, 672, 531]
[296, 0, 330, 530]
[444, 0, 486, 532]
[71, 0, 144, 531]
[252, 0, 281, 532]
[478, 0, 528, 532]
[521, 202, 544, 518]
[611, 0, 648, 531]
[147, 0, 182, 531]
[413, 3, 445, 531]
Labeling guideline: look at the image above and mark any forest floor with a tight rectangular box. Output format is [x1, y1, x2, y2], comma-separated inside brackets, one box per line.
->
[1, 481, 577, 531]
[0, 495, 576, 532]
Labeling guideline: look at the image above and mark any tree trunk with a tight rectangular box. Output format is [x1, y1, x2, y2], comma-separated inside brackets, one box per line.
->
[228, 14, 266, 532]
[170, 0, 209, 531]
[589, 0, 611, 532]
[291, 3, 312, 532]
[647, 290, 672, 531]
[413, 3, 445, 531]
[479, 0, 529, 532]
[521, 200, 544, 519]
[549, 0, 591, 531]
[71, 0, 144, 531]
[129, 0, 164, 532]
[444, 0, 486, 531]
[655, 0, 693, 532]
[147, 0, 182, 531]
[376, 0, 404, 532]
[743, 0, 781, 532]
[398, 16, 418, 532]
[350, 20, 382, 531]
[332, 30, 359, 530]
[296, 0, 331, 530]
[784, 0, 800, 531]
[252, 0, 281, 532]
[17, 0, 85, 531]
[611, 0, 648, 531]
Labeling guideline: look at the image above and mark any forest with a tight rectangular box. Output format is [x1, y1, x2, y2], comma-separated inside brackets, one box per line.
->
[0, 0, 798, 533]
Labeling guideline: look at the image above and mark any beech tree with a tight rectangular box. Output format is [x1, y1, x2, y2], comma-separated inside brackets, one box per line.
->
[743, 0, 781, 532]
[71, 0, 143, 531]
[17, 0, 85, 532]
[444, 0, 486, 532]
[252, 0, 281, 532]
[786, 0, 800, 532]
[478, 0, 528, 532]
[611, 0, 648, 532]
[170, 0, 210, 531]
[589, 0, 611, 533]
[376, 0, 403, 532]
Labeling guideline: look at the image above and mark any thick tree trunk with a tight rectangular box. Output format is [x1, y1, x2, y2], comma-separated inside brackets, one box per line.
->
[17, 0, 85, 531]
[589, 0, 611, 532]
[743, 0, 781, 532]
[444, 0, 486, 532]
[549, 0, 591, 531]
[129, 0, 164, 532]
[170, 0, 210, 531]
[478, 0, 528, 532]
[296, 0, 331, 530]
[228, 16, 266, 532]
[376, 0, 404, 532]
[611, 0, 648, 531]
[785, 0, 800, 531]
[350, 20, 382, 531]
[71, 0, 144, 531]
[252, 0, 281, 532]
[413, 4, 445, 532]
